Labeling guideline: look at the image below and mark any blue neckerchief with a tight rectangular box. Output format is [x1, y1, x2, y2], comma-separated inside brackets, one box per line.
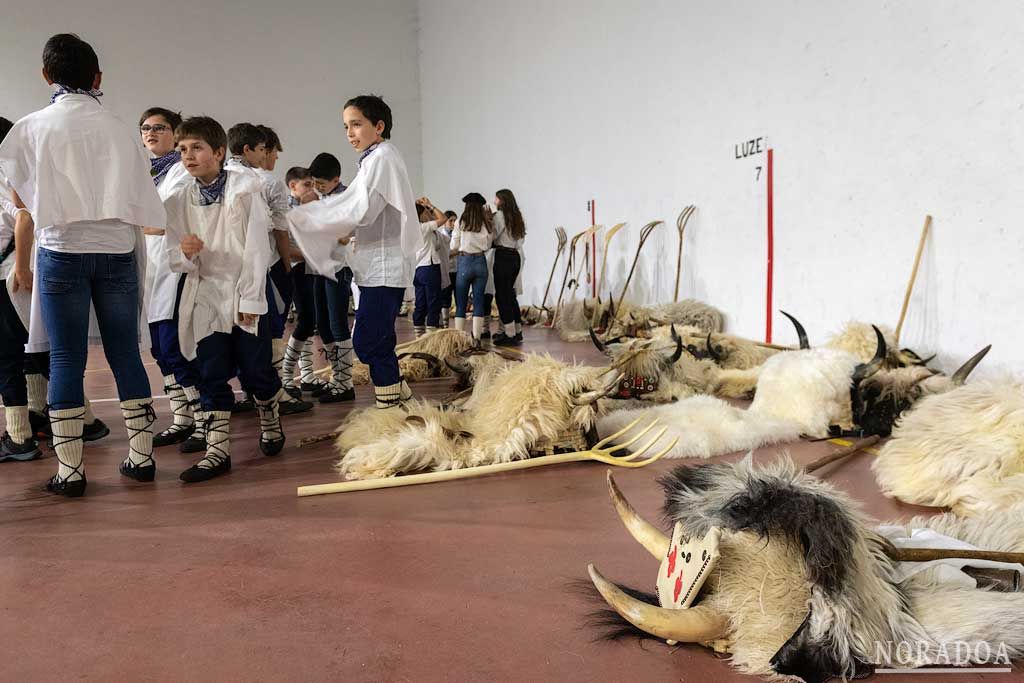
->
[328, 180, 347, 196]
[50, 83, 103, 104]
[197, 170, 228, 206]
[151, 150, 181, 186]
[230, 155, 252, 169]
[288, 195, 301, 208]
[358, 142, 381, 167]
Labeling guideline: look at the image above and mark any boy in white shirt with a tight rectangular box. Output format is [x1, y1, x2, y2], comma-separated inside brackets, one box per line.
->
[289, 95, 422, 409]
[411, 198, 449, 337]
[165, 116, 286, 483]
[0, 34, 165, 496]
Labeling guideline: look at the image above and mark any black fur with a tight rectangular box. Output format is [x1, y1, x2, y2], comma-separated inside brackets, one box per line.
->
[568, 579, 665, 643]
[771, 611, 875, 683]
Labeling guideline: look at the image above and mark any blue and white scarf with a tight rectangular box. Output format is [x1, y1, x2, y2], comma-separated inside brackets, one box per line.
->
[150, 150, 181, 186]
[197, 170, 228, 206]
[328, 180, 348, 196]
[50, 83, 103, 104]
[358, 142, 381, 168]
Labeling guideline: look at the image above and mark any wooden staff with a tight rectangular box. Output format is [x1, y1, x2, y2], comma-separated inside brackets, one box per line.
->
[614, 220, 663, 317]
[894, 215, 932, 344]
[597, 222, 627, 297]
[673, 206, 696, 302]
[297, 417, 677, 497]
[538, 227, 568, 312]
[804, 435, 880, 474]
[551, 225, 599, 327]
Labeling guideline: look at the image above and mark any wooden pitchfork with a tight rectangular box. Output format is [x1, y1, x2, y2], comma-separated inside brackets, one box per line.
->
[673, 205, 696, 303]
[614, 220, 664, 318]
[552, 225, 600, 327]
[537, 226, 568, 317]
[597, 222, 627, 298]
[296, 417, 678, 497]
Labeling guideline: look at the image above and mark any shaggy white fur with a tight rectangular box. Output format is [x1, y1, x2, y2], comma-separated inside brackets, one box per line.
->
[596, 395, 803, 459]
[872, 379, 1024, 516]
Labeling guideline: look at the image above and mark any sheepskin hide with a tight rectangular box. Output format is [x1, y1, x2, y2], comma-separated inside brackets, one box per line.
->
[596, 395, 803, 459]
[335, 355, 610, 479]
[350, 329, 475, 385]
[872, 379, 1024, 516]
[825, 322, 903, 368]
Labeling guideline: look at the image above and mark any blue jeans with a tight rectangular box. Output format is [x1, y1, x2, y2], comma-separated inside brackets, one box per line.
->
[455, 253, 488, 318]
[352, 286, 403, 386]
[37, 248, 151, 409]
[413, 264, 442, 327]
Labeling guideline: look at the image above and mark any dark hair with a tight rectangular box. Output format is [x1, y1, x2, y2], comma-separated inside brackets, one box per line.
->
[459, 203, 492, 234]
[0, 117, 13, 144]
[444, 210, 457, 220]
[139, 107, 182, 131]
[309, 152, 341, 180]
[496, 189, 526, 240]
[257, 125, 282, 152]
[285, 166, 311, 184]
[176, 116, 227, 155]
[42, 34, 99, 91]
[343, 94, 392, 139]
[227, 122, 266, 155]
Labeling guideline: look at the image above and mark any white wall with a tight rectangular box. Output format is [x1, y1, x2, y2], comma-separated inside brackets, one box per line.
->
[0, 0, 422, 189]
[418, 0, 1024, 375]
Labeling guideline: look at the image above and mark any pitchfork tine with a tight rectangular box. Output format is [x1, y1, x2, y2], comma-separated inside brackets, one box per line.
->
[604, 420, 660, 453]
[592, 417, 645, 449]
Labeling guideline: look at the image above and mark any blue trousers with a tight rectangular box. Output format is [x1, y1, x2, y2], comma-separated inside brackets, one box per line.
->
[455, 253, 488, 318]
[290, 263, 318, 340]
[0, 285, 28, 406]
[412, 264, 442, 328]
[352, 286, 403, 386]
[267, 260, 293, 340]
[149, 275, 199, 387]
[322, 267, 352, 343]
[37, 248, 151, 409]
[196, 315, 281, 412]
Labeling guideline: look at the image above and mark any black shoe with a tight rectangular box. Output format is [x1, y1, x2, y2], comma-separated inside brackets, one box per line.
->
[494, 334, 522, 347]
[83, 419, 110, 442]
[301, 380, 327, 397]
[514, 332, 523, 342]
[481, 330, 491, 339]
[45, 473, 87, 497]
[319, 386, 355, 404]
[284, 385, 302, 400]
[231, 397, 255, 414]
[119, 459, 155, 482]
[279, 396, 314, 415]
[180, 435, 206, 453]
[153, 423, 195, 448]
[179, 457, 231, 483]
[0, 433, 41, 462]
[29, 410, 51, 438]
[260, 435, 286, 457]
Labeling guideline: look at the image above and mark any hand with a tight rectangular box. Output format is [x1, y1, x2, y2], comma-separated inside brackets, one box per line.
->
[13, 269, 32, 293]
[181, 235, 204, 258]
[338, 236, 351, 246]
[299, 188, 318, 204]
[417, 196, 434, 210]
[239, 312, 258, 326]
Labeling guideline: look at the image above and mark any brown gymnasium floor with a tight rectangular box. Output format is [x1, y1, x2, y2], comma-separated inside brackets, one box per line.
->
[0, 320, 1017, 682]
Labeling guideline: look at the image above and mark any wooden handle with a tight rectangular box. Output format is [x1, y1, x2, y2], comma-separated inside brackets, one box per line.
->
[894, 215, 932, 343]
[890, 547, 1024, 565]
[804, 435, 880, 473]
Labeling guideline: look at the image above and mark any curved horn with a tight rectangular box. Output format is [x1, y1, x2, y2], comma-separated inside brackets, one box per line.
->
[573, 371, 624, 405]
[665, 326, 683, 364]
[587, 564, 730, 643]
[589, 327, 610, 356]
[607, 472, 669, 560]
[398, 352, 442, 369]
[445, 356, 473, 377]
[951, 345, 992, 386]
[404, 415, 427, 427]
[852, 325, 887, 381]
[779, 310, 809, 349]
[706, 332, 723, 363]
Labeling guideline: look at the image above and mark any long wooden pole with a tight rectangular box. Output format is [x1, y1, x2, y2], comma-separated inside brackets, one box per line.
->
[894, 215, 932, 344]
[804, 435, 880, 474]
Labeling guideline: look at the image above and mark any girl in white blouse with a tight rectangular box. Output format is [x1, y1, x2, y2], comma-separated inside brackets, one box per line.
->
[490, 189, 527, 346]
[449, 192, 493, 341]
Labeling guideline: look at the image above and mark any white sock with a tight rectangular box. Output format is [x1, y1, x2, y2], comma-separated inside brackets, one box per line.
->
[121, 399, 155, 467]
[454, 317, 466, 332]
[504, 322, 516, 338]
[272, 338, 286, 382]
[374, 381, 404, 409]
[256, 390, 284, 444]
[483, 315, 492, 334]
[413, 325, 425, 338]
[192, 409, 207, 443]
[26, 373, 47, 413]
[165, 377, 194, 428]
[299, 339, 319, 385]
[399, 378, 413, 401]
[282, 336, 303, 387]
[5, 405, 31, 442]
[333, 340, 354, 390]
[472, 316, 484, 340]
[83, 398, 96, 425]
[197, 411, 230, 468]
[426, 326, 439, 334]
[50, 407, 85, 482]
[515, 322, 523, 335]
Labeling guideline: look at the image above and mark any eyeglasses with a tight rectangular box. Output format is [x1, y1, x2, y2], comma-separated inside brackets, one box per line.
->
[140, 124, 171, 134]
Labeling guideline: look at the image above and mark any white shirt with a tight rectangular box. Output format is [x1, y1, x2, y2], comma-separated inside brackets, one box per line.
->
[227, 158, 283, 267]
[492, 210, 524, 249]
[450, 220, 493, 254]
[0, 193, 19, 281]
[145, 161, 191, 322]
[164, 167, 272, 359]
[416, 219, 441, 266]
[288, 141, 422, 289]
